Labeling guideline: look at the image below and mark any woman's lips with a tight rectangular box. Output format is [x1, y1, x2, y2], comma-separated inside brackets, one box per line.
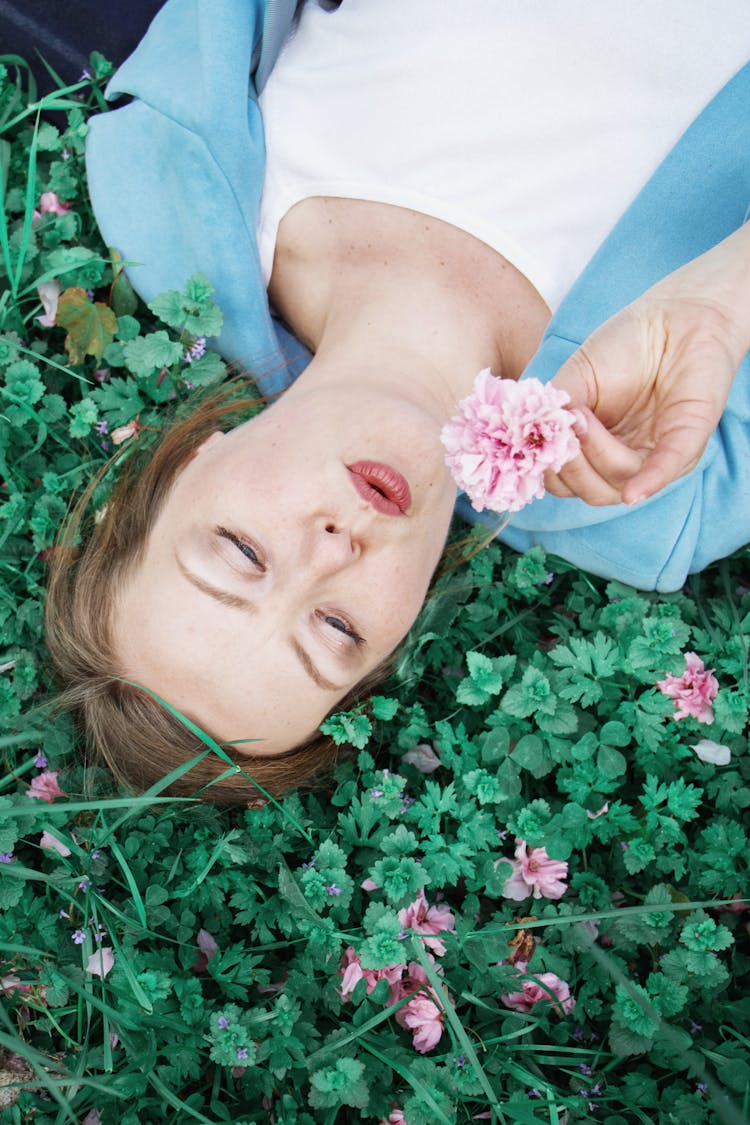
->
[347, 461, 412, 516]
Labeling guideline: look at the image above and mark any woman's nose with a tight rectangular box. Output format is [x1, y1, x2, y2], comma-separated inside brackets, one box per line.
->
[309, 518, 360, 573]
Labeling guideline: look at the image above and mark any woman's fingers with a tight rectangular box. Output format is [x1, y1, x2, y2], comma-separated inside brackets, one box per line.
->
[546, 409, 645, 505]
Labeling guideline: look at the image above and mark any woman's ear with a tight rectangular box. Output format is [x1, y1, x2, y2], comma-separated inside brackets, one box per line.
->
[195, 431, 225, 456]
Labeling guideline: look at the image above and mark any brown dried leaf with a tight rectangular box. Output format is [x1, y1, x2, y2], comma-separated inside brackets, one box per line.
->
[55, 286, 118, 364]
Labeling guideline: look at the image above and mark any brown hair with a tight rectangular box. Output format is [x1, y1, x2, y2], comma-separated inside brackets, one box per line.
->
[45, 380, 394, 807]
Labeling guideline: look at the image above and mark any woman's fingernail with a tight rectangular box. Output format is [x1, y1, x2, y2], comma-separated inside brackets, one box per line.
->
[572, 410, 588, 436]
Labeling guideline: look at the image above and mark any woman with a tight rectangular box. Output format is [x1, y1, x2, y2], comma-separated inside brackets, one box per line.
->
[47, 0, 750, 802]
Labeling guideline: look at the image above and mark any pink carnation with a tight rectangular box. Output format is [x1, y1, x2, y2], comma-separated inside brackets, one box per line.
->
[502, 839, 568, 901]
[379, 1109, 408, 1125]
[502, 970, 575, 1015]
[395, 991, 445, 1053]
[27, 770, 66, 803]
[656, 652, 719, 723]
[440, 370, 579, 513]
[33, 191, 72, 222]
[398, 889, 455, 956]
[338, 947, 404, 1003]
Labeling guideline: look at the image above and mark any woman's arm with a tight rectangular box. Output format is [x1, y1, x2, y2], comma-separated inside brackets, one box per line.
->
[545, 221, 750, 506]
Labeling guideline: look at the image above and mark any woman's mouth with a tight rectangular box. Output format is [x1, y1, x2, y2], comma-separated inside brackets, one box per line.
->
[347, 461, 412, 516]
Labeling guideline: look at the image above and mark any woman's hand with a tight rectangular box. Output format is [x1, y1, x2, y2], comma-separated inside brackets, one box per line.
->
[545, 223, 750, 507]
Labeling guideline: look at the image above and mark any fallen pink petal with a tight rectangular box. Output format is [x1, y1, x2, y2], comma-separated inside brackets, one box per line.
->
[690, 739, 731, 765]
[36, 279, 60, 327]
[196, 928, 219, 960]
[440, 370, 580, 513]
[401, 743, 442, 773]
[85, 947, 115, 979]
[39, 830, 71, 857]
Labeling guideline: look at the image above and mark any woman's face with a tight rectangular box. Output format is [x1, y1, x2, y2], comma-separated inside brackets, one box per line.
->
[114, 379, 457, 755]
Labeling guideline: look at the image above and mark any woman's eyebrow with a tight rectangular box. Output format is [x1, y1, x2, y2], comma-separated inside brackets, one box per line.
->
[175, 554, 341, 692]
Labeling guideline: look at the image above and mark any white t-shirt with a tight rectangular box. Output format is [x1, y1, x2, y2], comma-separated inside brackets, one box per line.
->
[258, 0, 749, 310]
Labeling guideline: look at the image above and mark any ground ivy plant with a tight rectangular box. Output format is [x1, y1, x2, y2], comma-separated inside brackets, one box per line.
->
[0, 49, 749, 1125]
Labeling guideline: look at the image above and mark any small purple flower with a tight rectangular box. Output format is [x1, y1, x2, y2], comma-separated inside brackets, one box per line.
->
[579, 1063, 593, 1076]
[370, 789, 383, 799]
[528, 1089, 541, 1099]
[544, 572, 556, 585]
[72, 929, 86, 944]
[587, 1104, 599, 1113]
[325, 883, 341, 897]
[453, 1054, 466, 1068]
[590, 1083, 603, 1096]
[690, 1021, 703, 1035]
[400, 796, 415, 811]
[184, 337, 207, 363]
[86, 289, 95, 300]
[696, 1083, 708, 1096]
[91, 849, 101, 860]
[62, 149, 71, 161]
[78, 879, 90, 892]
[217, 1015, 229, 1030]
[80, 68, 91, 81]
[0, 853, 12, 863]
[573, 1026, 584, 1041]
[95, 420, 109, 435]
[58, 909, 69, 919]
[100, 440, 111, 453]
[397, 928, 408, 940]
[34, 751, 48, 769]
[302, 860, 316, 869]
[236, 1047, 249, 1060]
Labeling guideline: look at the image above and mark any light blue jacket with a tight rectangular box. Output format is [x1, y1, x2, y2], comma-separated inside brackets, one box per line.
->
[86, 0, 750, 591]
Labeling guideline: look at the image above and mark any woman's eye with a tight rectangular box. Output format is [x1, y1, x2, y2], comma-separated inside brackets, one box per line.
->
[318, 611, 365, 647]
[216, 527, 265, 571]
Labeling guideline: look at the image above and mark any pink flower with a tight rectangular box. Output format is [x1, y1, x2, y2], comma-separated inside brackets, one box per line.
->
[34, 191, 72, 222]
[338, 947, 404, 1002]
[440, 370, 579, 513]
[656, 652, 719, 723]
[39, 830, 71, 857]
[395, 990, 445, 1053]
[196, 928, 218, 960]
[360, 877, 379, 892]
[501, 971, 575, 1015]
[398, 889, 455, 956]
[401, 743, 442, 773]
[85, 947, 114, 978]
[27, 770, 67, 803]
[379, 1110, 408, 1125]
[110, 420, 139, 445]
[81, 1111, 103, 1125]
[36, 279, 60, 327]
[502, 839, 568, 901]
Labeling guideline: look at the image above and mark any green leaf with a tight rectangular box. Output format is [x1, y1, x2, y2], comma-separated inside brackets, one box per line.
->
[597, 743, 627, 779]
[122, 330, 183, 378]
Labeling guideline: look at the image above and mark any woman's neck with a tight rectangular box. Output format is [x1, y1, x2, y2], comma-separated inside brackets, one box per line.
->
[268, 196, 551, 418]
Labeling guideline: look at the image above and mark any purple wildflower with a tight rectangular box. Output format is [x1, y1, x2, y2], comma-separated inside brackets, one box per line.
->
[544, 572, 556, 585]
[453, 1055, 466, 1068]
[34, 751, 48, 769]
[370, 789, 383, 799]
[0, 853, 12, 863]
[58, 909, 69, 919]
[528, 1089, 541, 1099]
[184, 337, 207, 363]
[579, 1063, 593, 1076]
[62, 149, 71, 161]
[79, 879, 90, 892]
[91, 850, 101, 860]
[95, 420, 109, 435]
[217, 1015, 229, 1030]
[237, 1047, 249, 1060]
[72, 929, 86, 944]
[326, 883, 341, 897]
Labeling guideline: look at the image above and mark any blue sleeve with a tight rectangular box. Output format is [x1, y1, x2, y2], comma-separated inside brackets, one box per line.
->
[84, 0, 306, 396]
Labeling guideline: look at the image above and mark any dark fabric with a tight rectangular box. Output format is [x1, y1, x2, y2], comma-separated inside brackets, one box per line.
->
[0, 0, 164, 91]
